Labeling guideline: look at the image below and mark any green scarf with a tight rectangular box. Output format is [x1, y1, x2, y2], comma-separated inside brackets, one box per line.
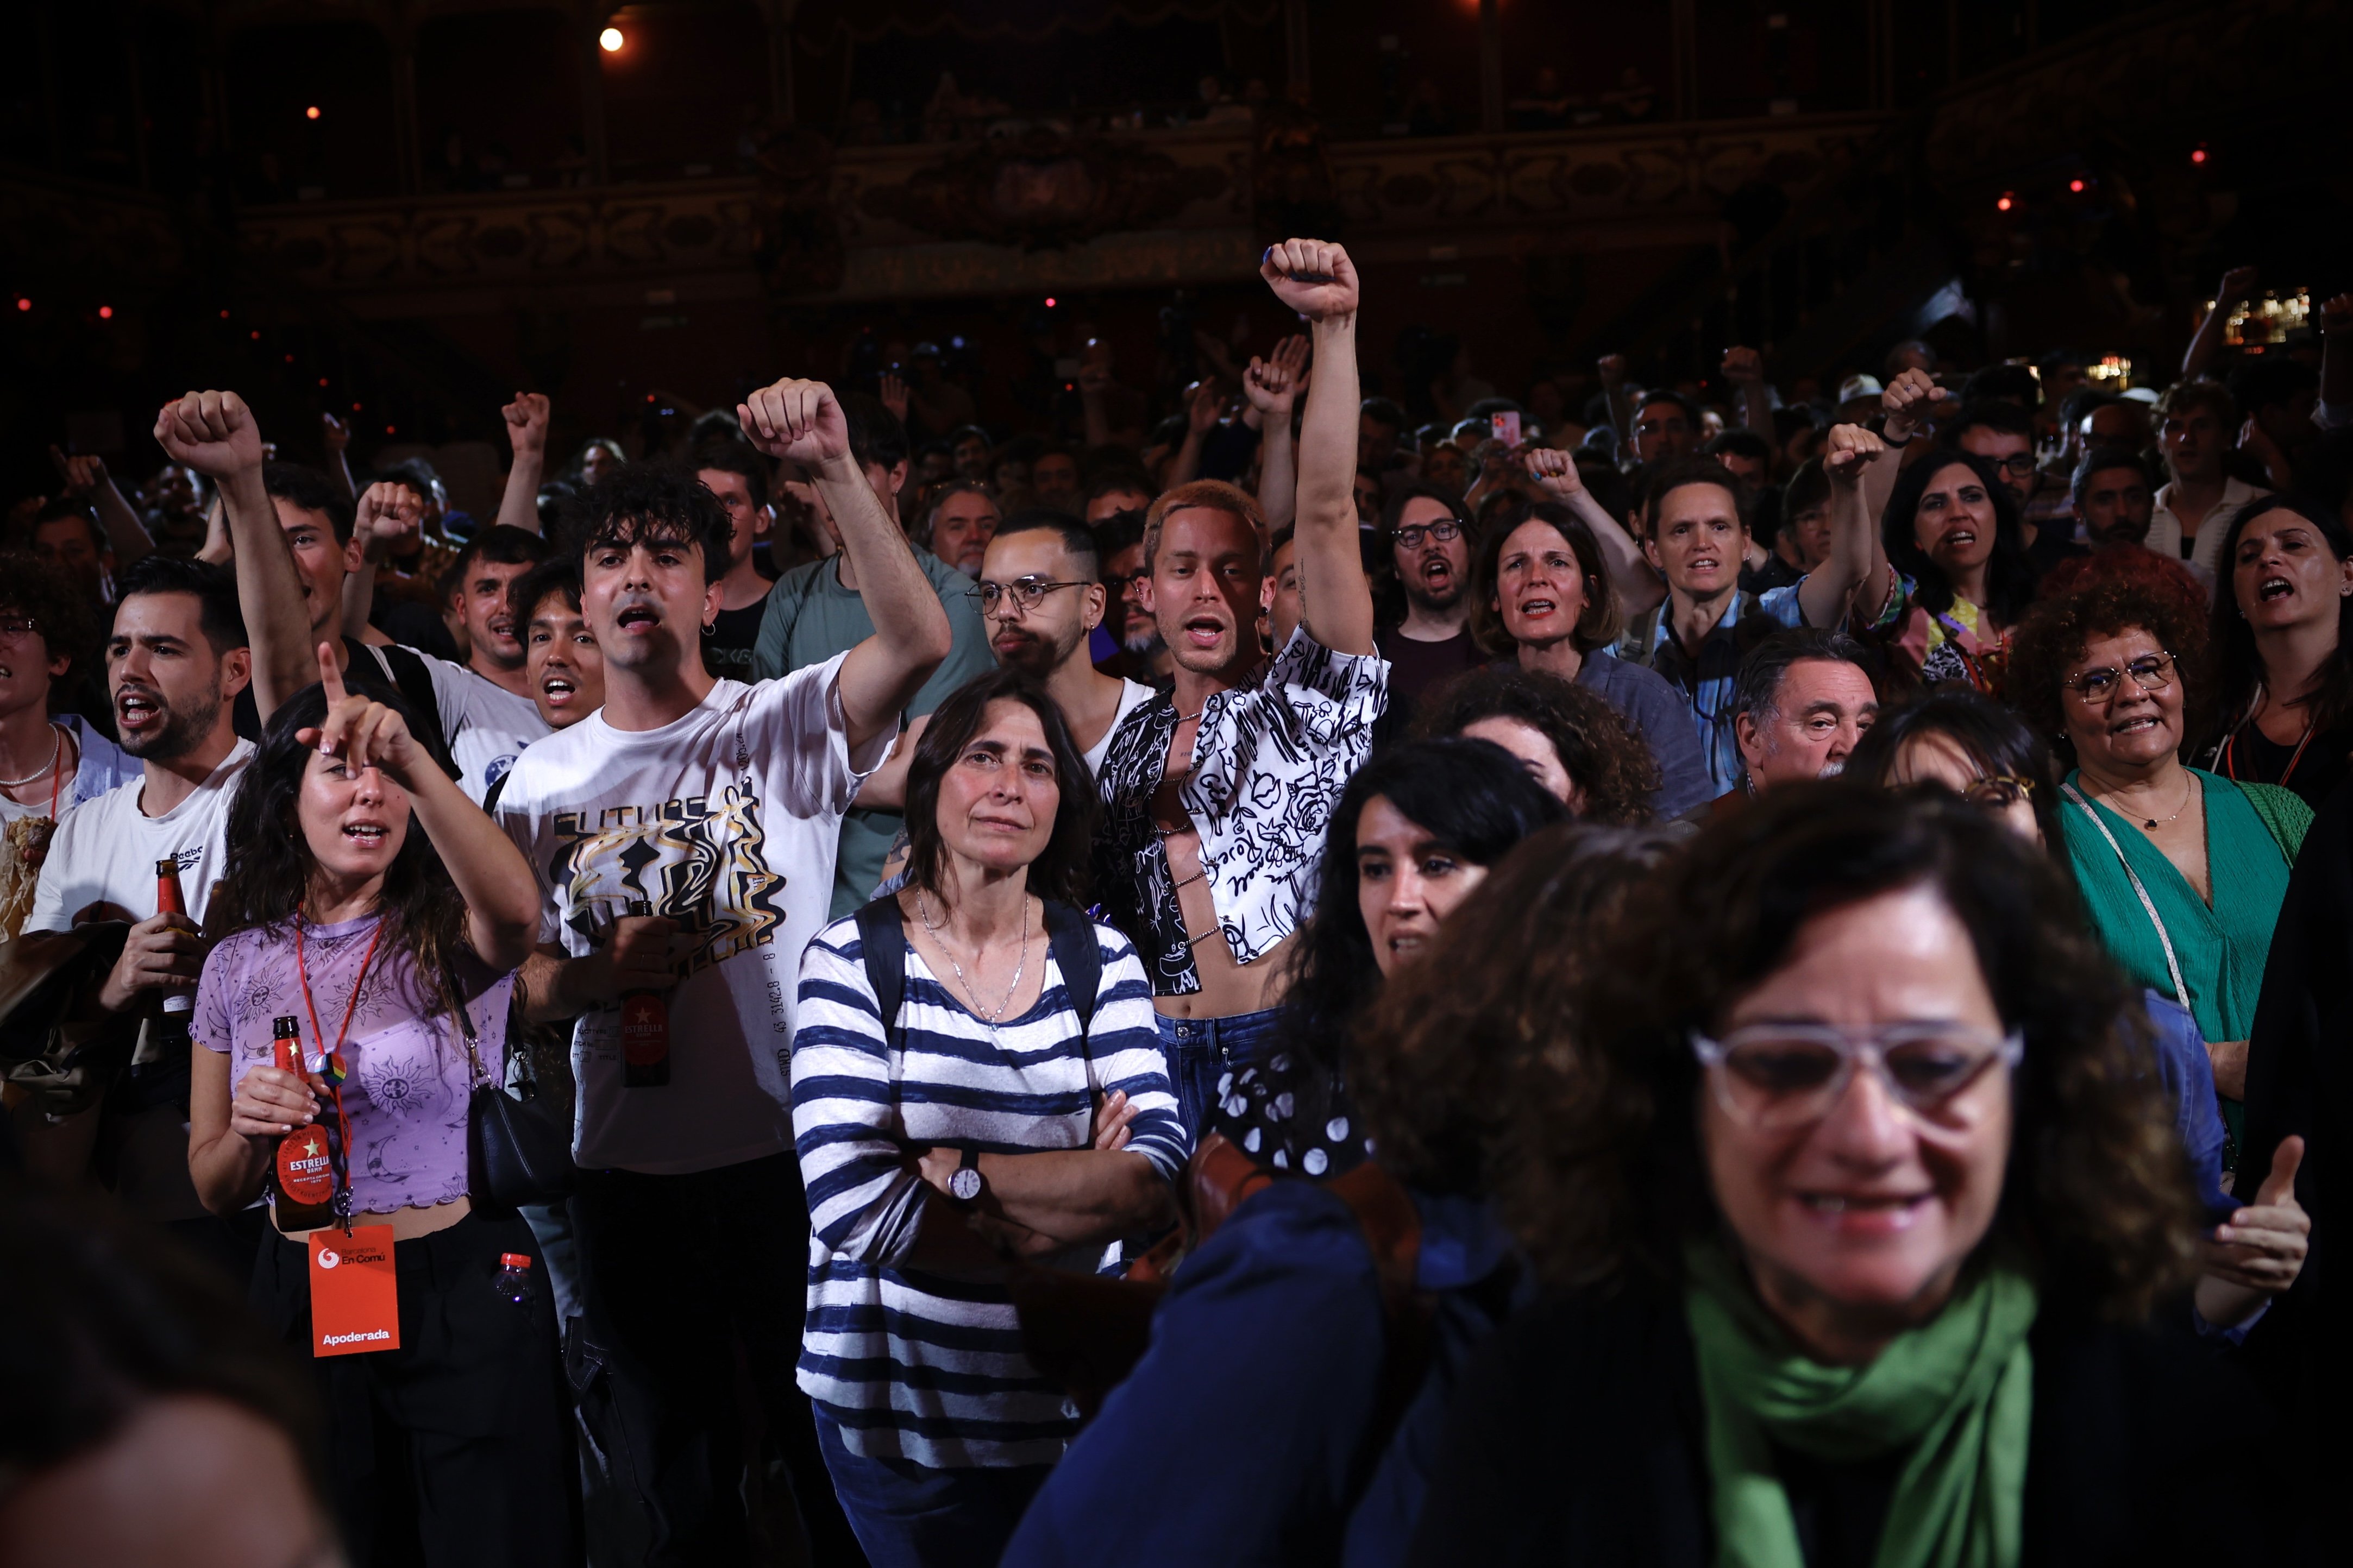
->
[1683, 1240, 2037, 1568]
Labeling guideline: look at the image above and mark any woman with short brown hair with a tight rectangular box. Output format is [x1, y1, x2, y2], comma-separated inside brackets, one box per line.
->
[1408, 787, 2288, 1563]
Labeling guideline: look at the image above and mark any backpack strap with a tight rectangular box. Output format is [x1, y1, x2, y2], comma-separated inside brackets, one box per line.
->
[852, 896, 908, 1062]
[1040, 899, 1101, 1038]
[372, 643, 462, 782]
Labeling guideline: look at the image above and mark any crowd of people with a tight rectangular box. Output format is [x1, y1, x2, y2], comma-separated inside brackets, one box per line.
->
[0, 238, 2343, 1567]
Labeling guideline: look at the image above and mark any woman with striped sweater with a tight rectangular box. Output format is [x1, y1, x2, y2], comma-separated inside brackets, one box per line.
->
[790, 667, 1187, 1568]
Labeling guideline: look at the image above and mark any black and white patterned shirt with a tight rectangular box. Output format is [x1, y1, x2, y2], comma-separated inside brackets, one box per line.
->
[1092, 628, 1388, 997]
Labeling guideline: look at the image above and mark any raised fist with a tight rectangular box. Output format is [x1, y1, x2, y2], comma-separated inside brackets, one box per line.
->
[1878, 368, 1941, 441]
[1720, 346, 1764, 385]
[1596, 354, 1628, 388]
[739, 378, 851, 468]
[1823, 423, 1887, 487]
[48, 445, 108, 497]
[1260, 238, 1359, 320]
[154, 391, 265, 481]
[502, 392, 550, 457]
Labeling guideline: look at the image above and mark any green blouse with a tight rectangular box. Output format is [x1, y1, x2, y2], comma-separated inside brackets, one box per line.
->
[2058, 767, 2308, 1048]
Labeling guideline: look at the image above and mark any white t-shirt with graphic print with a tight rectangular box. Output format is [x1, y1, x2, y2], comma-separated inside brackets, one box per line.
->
[494, 659, 886, 1175]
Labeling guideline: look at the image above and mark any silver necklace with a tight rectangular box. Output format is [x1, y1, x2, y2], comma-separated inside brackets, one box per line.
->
[0, 724, 62, 790]
[917, 890, 1028, 1037]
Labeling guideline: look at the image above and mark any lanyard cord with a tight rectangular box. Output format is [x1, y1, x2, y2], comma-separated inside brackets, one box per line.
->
[2220, 713, 2317, 789]
[296, 918, 383, 1234]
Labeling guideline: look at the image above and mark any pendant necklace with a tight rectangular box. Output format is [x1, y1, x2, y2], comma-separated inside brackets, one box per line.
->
[918, 891, 1027, 1040]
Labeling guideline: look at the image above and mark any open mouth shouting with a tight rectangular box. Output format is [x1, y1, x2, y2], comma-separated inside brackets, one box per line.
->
[539, 672, 586, 712]
[1179, 612, 1229, 652]
[1420, 555, 1454, 590]
[613, 600, 662, 637]
[116, 683, 168, 741]
[2256, 575, 2295, 606]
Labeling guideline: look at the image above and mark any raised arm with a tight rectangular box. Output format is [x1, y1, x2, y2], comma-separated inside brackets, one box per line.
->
[2322, 294, 2353, 423]
[1163, 380, 1220, 489]
[1800, 424, 1886, 628]
[154, 391, 316, 718]
[304, 643, 539, 967]
[1245, 335, 1308, 532]
[1526, 445, 1662, 618]
[2183, 266, 2257, 382]
[1597, 354, 1635, 465]
[50, 447, 156, 570]
[1721, 347, 1774, 439]
[1264, 239, 1375, 656]
[321, 412, 357, 500]
[739, 379, 950, 751]
[338, 482, 419, 648]
[494, 393, 550, 537]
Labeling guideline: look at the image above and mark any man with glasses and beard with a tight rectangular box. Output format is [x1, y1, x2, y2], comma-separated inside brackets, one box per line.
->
[977, 511, 1154, 775]
[21, 556, 258, 1278]
[1373, 482, 1482, 712]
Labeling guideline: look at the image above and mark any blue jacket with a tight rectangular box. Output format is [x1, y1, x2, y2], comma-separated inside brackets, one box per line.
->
[1002, 1181, 1524, 1568]
[2143, 988, 2232, 1222]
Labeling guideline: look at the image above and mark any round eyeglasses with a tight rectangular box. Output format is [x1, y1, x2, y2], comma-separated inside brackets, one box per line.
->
[1392, 519, 1464, 550]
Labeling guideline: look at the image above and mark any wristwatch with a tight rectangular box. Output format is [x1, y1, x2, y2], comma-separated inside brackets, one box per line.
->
[949, 1147, 985, 1204]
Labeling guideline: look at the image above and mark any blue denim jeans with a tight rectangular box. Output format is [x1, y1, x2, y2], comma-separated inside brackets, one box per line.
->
[814, 1408, 1052, 1568]
[1156, 1006, 1286, 1149]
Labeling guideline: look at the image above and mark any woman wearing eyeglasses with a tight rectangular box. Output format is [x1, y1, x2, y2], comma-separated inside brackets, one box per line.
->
[1405, 786, 2300, 1565]
[1848, 689, 2308, 1336]
[1465, 497, 1715, 817]
[2008, 577, 2310, 1162]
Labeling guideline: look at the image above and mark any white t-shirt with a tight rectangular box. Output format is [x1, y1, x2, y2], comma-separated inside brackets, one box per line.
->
[27, 742, 257, 932]
[359, 645, 549, 805]
[1082, 678, 1157, 779]
[494, 659, 886, 1175]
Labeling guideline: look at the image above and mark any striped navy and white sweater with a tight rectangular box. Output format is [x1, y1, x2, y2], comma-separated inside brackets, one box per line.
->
[791, 912, 1187, 1468]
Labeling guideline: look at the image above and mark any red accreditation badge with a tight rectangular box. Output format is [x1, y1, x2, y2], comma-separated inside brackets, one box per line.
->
[309, 1225, 400, 1357]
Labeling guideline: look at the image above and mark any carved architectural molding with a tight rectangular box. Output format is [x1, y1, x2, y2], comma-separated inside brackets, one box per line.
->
[218, 112, 1893, 311]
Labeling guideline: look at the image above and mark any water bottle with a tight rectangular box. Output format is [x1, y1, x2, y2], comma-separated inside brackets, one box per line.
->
[491, 1252, 537, 1306]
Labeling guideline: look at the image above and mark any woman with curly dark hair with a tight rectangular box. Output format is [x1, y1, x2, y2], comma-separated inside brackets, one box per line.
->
[1467, 498, 1714, 815]
[2009, 576, 2307, 1156]
[183, 649, 569, 1566]
[2199, 493, 2353, 809]
[1210, 737, 1563, 1177]
[1878, 448, 2040, 691]
[1414, 663, 1662, 822]
[1006, 823, 1676, 1568]
[1407, 786, 2297, 1565]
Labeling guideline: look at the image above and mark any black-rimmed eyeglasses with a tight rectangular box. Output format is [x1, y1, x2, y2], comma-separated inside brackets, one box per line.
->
[969, 578, 1091, 614]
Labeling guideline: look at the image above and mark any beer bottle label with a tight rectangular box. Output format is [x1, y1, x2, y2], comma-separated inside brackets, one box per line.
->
[621, 993, 668, 1066]
[277, 1128, 337, 1207]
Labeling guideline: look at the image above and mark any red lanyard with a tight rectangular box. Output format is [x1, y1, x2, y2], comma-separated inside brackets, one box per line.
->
[2220, 716, 2317, 789]
[295, 918, 382, 1232]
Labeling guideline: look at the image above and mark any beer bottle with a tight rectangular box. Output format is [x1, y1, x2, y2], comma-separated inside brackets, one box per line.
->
[269, 1016, 338, 1231]
[154, 858, 194, 1017]
[619, 899, 670, 1088]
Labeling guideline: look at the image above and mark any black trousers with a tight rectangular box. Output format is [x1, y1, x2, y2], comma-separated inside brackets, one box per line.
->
[257, 1211, 580, 1568]
[570, 1150, 864, 1567]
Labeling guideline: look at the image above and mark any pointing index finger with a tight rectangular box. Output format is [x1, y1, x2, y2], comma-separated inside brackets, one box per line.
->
[317, 641, 347, 708]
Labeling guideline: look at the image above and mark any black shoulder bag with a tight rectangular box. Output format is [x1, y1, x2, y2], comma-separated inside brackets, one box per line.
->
[459, 976, 578, 1218]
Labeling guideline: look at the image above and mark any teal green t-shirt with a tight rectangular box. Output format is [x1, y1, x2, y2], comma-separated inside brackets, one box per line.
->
[753, 549, 995, 917]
